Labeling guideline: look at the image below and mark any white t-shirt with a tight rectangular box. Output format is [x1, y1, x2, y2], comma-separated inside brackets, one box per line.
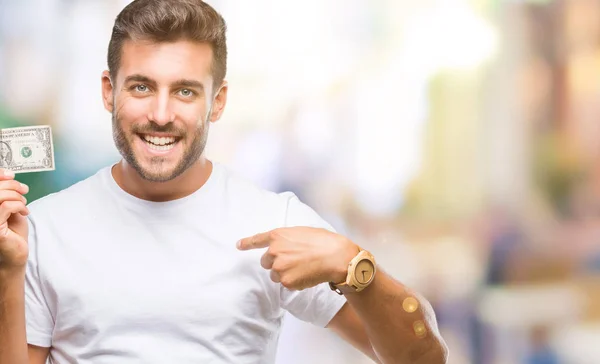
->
[24, 161, 347, 364]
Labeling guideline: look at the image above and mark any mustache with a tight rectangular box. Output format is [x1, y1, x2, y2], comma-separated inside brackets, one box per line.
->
[131, 121, 186, 137]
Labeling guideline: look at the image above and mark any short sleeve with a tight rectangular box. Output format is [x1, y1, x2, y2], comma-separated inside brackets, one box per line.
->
[25, 216, 54, 347]
[278, 193, 347, 327]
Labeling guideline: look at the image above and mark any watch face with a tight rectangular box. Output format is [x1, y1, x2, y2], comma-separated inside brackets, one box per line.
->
[354, 259, 375, 284]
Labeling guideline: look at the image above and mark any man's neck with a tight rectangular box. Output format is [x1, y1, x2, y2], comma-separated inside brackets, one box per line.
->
[111, 158, 213, 202]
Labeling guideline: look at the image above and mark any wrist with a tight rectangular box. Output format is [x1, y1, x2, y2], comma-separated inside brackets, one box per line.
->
[329, 243, 377, 295]
[330, 239, 360, 284]
[0, 265, 26, 280]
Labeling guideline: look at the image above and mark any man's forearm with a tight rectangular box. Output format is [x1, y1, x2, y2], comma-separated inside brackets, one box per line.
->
[344, 269, 448, 364]
[0, 267, 29, 364]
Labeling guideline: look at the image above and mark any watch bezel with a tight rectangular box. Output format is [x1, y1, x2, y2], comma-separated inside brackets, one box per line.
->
[329, 249, 376, 295]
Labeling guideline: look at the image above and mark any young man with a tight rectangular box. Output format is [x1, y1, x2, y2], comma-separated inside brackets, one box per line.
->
[0, 1, 448, 363]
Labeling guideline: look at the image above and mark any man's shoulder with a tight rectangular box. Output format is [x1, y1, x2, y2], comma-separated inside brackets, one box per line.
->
[217, 165, 334, 231]
[218, 163, 298, 210]
[27, 167, 108, 215]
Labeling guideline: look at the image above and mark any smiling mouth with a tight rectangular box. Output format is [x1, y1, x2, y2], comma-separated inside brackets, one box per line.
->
[138, 134, 182, 151]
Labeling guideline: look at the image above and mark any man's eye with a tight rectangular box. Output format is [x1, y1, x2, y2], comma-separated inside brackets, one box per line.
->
[135, 84, 148, 92]
[179, 89, 194, 97]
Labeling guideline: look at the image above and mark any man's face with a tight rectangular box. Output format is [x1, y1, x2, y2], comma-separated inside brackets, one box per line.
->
[102, 40, 226, 182]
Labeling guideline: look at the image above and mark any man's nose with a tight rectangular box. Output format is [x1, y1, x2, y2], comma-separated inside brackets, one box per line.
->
[148, 92, 174, 125]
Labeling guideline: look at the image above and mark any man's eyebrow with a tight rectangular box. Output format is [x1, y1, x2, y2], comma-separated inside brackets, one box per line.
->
[123, 74, 156, 85]
[172, 79, 205, 92]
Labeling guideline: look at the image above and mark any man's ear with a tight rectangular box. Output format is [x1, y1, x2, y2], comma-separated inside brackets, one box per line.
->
[210, 80, 228, 122]
[101, 70, 114, 113]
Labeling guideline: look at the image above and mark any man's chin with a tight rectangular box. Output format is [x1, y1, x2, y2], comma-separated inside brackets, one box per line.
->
[133, 162, 182, 183]
[139, 172, 176, 183]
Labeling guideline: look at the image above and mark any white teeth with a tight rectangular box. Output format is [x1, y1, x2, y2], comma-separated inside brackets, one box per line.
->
[143, 135, 176, 146]
[145, 140, 176, 151]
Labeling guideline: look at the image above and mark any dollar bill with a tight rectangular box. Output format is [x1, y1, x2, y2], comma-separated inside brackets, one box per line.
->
[0, 126, 55, 174]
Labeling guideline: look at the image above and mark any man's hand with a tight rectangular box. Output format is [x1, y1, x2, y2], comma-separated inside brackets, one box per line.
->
[0, 168, 29, 271]
[237, 227, 359, 290]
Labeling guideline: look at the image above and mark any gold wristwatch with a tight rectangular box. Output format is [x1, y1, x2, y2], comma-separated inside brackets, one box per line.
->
[329, 247, 376, 295]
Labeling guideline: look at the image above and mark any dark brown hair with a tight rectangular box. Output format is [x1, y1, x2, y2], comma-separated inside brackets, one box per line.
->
[107, 0, 227, 92]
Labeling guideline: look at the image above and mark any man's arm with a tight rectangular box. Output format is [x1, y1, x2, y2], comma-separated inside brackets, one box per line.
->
[0, 170, 50, 364]
[0, 267, 28, 364]
[0, 268, 50, 364]
[325, 302, 382, 363]
[327, 270, 448, 364]
[28, 344, 50, 364]
[238, 227, 448, 364]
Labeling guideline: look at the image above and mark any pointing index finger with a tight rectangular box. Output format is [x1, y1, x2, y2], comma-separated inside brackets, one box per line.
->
[237, 231, 273, 250]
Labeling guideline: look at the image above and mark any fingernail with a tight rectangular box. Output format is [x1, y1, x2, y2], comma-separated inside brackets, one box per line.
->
[236, 240, 242, 249]
[20, 183, 29, 193]
[3, 169, 14, 178]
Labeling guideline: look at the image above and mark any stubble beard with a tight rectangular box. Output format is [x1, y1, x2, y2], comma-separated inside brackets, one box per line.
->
[112, 112, 209, 182]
